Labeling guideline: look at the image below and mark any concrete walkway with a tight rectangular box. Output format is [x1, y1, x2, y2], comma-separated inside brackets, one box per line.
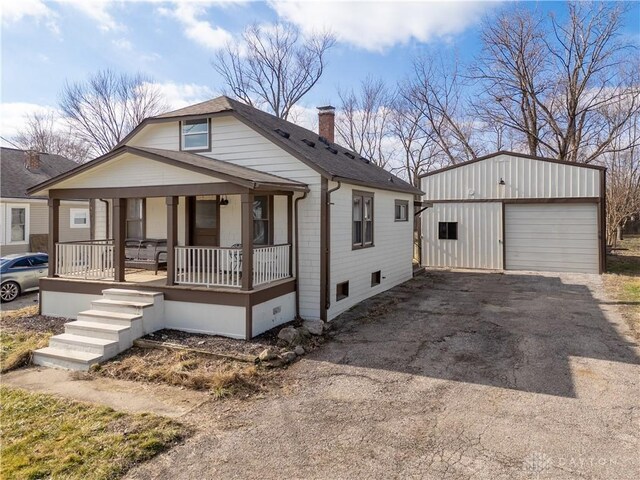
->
[2, 367, 209, 418]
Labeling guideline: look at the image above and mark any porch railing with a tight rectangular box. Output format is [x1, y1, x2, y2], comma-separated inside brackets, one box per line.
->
[174, 244, 291, 288]
[175, 246, 243, 288]
[253, 244, 290, 286]
[56, 240, 115, 280]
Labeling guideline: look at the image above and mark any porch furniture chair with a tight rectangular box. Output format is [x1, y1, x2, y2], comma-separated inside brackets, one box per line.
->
[124, 238, 167, 274]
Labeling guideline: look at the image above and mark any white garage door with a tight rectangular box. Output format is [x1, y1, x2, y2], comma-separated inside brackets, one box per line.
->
[505, 203, 599, 274]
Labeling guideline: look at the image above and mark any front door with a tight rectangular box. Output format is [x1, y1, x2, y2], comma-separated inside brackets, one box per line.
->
[193, 196, 219, 246]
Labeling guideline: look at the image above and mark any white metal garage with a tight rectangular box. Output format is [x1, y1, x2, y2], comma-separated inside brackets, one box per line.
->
[504, 204, 599, 273]
[420, 151, 605, 274]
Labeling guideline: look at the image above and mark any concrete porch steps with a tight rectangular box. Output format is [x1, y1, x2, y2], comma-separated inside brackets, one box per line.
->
[33, 289, 164, 371]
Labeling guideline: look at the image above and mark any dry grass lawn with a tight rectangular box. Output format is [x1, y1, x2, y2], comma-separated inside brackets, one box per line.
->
[604, 235, 640, 339]
[0, 306, 56, 373]
[92, 346, 280, 399]
[0, 386, 187, 480]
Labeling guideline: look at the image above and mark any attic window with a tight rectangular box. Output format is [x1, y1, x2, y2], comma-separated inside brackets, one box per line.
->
[302, 139, 316, 148]
[181, 119, 210, 151]
[275, 128, 290, 139]
[344, 152, 355, 159]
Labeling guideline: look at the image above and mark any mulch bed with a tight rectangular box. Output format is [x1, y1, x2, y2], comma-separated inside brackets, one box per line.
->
[144, 319, 300, 358]
[1, 307, 67, 335]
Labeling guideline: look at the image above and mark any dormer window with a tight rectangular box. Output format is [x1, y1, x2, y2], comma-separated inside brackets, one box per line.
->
[181, 119, 210, 151]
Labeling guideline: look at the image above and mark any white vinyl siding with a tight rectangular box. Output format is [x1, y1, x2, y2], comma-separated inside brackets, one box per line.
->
[125, 115, 323, 319]
[328, 183, 414, 320]
[423, 154, 601, 201]
[505, 204, 599, 274]
[45, 153, 224, 190]
[422, 202, 503, 270]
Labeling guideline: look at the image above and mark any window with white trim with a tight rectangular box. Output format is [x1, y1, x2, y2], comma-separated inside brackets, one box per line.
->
[181, 119, 209, 150]
[4, 205, 29, 244]
[395, 200, 409, 221]
[70, 208, 89, 229]
[353, 191, 374, 249]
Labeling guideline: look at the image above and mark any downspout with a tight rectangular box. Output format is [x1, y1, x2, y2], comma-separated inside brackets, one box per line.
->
[325, 180, 342, 316]
[99, 199, 110, 239]
[294, 191, 308, 319]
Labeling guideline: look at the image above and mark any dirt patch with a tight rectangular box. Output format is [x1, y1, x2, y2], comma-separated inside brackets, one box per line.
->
[92, 347, 285, 399]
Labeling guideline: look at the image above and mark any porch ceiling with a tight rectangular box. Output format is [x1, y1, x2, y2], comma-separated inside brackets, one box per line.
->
[27, 145, 309, 198]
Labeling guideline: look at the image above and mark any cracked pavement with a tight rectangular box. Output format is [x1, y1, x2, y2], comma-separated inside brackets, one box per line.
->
[127, 270, 640, 480]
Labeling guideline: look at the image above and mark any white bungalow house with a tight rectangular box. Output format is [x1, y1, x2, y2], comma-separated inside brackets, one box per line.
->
[28, 96, 422, 369]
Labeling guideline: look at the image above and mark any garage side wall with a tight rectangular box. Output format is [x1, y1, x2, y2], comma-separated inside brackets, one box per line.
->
[422, 202, 503, 270]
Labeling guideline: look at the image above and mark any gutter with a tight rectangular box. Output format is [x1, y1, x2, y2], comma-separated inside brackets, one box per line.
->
[324, 180, 342, 315]
[294, 191, 308, 318]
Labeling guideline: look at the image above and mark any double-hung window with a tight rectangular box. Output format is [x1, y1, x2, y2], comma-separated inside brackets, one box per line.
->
[4, 205, 28, 244]
[353, 191, 374, 248]
[126, 198, 145, 239]
[181, 119, 209, 151]
[253, 196, 271, 245]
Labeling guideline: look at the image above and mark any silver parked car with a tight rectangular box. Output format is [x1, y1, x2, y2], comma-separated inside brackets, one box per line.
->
[0, 253, 49, 302]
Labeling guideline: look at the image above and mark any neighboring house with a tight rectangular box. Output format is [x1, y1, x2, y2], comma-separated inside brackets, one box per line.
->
[1, 148, 91, 256]
[27, 96, 422, 357]
[420, 151, 606, 274]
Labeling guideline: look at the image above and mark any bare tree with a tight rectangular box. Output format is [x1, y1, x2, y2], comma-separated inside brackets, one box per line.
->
[59, 69, 167, 155]
[474, 2, 639, 163]
[14, 111, 91, 163]
[214, 22, 335, 120]
[472, 8, 550, 156]
[335, 77, 395, 169]
[389, 85, 444, 186]
[604, 96, 640, 245]
[407, 54, 480, 165]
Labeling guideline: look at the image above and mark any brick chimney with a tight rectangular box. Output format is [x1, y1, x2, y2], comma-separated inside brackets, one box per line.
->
[24, 150, 41, 171]
[317, 105, 335, 143]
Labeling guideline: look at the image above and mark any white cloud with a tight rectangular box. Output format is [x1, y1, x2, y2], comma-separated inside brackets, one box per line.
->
[149, 82, 217, 110]
[112, 38, 133, 51]
[0, 103, 61, 144]
[269, 0, 498, 52]
[1, 0, 59, 33]
[60, 0, 120, 32]
[159, 1, 236, 51]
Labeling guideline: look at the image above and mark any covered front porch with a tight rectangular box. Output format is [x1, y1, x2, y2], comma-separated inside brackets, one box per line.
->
[31, 146, 309, 339]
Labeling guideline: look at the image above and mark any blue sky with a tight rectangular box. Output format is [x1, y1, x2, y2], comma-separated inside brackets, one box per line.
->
[1, 1, 639, 142]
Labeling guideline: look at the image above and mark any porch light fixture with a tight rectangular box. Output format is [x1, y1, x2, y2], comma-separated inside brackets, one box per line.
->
[498, 178, 506, 186]
[219, 196, 229, 206]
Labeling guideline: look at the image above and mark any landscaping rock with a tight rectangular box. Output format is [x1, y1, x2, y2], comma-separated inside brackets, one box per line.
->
[277, 326, 301, 345]
[294, 345, 305, 356]
[303, 320, 324, 336]
[281, 351, 297, 363]
[258, 348, 279, 361]
[297, 326, 311, 338]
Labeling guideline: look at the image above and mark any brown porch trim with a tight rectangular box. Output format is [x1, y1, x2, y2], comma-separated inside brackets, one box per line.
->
[51, 183, 249, 200]
[112, 198, 126, 282]
[39, 277, 296, 308]
[47, 199, 59, 277]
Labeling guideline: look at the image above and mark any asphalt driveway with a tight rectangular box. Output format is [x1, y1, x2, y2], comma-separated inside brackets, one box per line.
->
[127, 271, 640, 480]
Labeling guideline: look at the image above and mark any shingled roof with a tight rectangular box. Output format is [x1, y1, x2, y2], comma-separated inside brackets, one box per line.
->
[148, 96, 422, 195]
[1, 147, 79, 199]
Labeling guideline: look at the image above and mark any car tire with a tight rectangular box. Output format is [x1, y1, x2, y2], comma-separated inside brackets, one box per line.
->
[0, 281, 20, 303]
